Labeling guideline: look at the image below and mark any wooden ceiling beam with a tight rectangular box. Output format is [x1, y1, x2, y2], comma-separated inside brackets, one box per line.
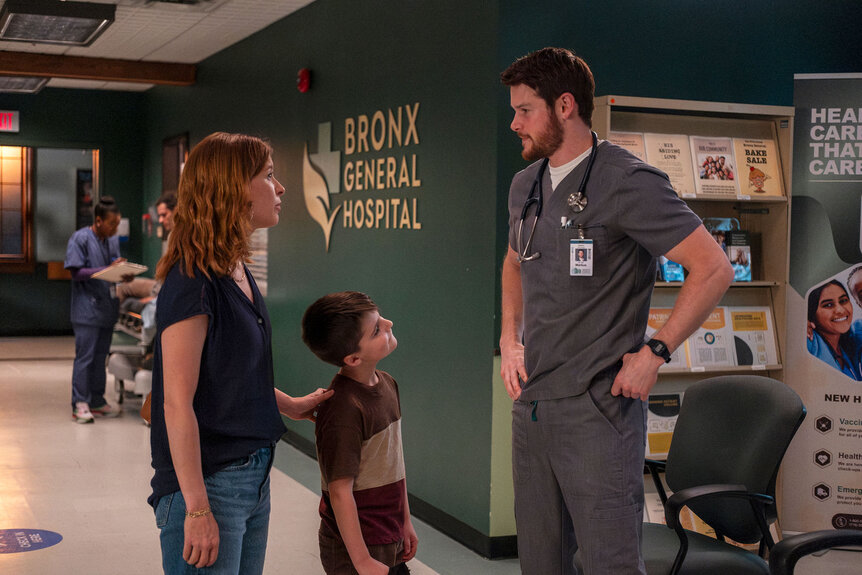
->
[0, 51, 196, 86]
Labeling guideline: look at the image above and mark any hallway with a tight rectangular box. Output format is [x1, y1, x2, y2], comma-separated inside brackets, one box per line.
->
[0, 337, 518, 574]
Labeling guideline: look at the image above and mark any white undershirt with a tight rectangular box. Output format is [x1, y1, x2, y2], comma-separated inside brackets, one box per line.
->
[548, 143, 596, 192]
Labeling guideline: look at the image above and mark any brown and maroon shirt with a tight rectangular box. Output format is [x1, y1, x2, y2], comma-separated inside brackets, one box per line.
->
[315, 370, 406, 545]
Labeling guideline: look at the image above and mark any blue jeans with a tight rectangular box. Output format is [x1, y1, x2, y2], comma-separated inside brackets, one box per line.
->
[155, 446, 274, 574]
[71, 323, 113, 407]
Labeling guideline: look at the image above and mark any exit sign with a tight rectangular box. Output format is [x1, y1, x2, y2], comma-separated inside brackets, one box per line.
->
[0, 111, 19, 133]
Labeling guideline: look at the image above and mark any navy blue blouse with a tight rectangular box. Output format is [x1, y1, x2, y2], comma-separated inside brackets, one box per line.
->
[148, 262, 286, 507]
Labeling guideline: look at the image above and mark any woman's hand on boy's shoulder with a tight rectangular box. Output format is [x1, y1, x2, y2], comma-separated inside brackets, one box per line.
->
[277, 387, 334, 422]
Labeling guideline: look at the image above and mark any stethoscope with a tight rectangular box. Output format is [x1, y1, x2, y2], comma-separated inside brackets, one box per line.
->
[516, 131, 599, 262]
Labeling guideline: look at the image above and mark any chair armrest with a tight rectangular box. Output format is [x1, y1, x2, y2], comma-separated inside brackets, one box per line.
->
[665, 484, 773, 530]
[769, 529, 862, 575]
[664, 484, 774, 575]
[644, 459, 668, 504]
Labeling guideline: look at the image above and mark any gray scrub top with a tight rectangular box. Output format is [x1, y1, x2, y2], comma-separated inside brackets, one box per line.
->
[64, 226, 121, 327]
[507, 141, 701, 401]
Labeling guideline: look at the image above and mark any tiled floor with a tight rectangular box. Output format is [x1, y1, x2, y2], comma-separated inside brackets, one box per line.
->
[0, 338, 517, 575]
[0, 337, 858, 574]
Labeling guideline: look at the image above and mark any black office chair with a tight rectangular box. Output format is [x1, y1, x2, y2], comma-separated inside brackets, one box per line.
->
[641, 375, 806, 575]
[768, 529, 862, 575]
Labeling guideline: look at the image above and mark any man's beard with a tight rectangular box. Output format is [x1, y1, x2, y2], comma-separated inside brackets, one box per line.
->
[521, 115, 564, 162]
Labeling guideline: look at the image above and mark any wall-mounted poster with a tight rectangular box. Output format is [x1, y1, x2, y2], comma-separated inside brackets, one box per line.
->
[75, 169, 93, 230]
[162, 133, 188, 195]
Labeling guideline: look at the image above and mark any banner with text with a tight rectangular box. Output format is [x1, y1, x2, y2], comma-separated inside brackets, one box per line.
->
[783, 73, 862, 533]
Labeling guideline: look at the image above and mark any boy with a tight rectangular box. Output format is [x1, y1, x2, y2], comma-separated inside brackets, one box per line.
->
[302, 291, 418, 575]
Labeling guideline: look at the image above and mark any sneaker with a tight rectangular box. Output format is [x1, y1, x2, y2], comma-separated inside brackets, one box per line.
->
[73, 402, 94, 424]
[90, 402, 121, 418]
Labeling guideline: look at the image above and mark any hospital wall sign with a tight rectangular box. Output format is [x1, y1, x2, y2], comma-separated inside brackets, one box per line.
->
[303, 102, 423, 252]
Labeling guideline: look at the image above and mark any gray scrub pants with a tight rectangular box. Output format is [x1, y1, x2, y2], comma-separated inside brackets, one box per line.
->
[512, 383, 648, 575]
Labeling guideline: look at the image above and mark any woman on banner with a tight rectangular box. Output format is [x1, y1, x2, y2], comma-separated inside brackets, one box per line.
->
[807, 278, 862, 381]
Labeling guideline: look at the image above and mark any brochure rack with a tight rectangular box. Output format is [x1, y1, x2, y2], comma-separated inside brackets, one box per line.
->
[594, 95, 794, 389]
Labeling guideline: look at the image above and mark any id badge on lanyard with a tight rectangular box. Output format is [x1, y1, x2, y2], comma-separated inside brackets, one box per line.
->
[570, 239, 593, 276]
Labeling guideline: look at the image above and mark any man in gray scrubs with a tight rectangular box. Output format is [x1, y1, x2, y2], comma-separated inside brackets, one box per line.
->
[499, 48, 734, 574]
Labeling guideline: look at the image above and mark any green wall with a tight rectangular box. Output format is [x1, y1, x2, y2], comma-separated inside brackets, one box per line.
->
[142, 0, 501, 538]
[0, 89, 146, 336]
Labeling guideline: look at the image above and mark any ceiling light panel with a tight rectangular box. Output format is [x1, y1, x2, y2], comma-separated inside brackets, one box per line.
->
[0, 0, 116, 46]
[0, 76, 49, 93]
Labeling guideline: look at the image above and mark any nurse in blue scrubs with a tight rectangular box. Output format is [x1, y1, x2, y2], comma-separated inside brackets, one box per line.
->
[64, 196, 132, 423]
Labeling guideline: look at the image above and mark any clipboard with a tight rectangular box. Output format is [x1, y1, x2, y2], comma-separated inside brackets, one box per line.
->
[91, 262, 148, 283]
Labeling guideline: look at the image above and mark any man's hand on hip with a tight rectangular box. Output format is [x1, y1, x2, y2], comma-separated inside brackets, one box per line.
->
[611, 346, 665, 400]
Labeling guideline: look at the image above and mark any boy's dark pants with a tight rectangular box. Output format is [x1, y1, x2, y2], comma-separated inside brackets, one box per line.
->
[319, 528, 408, 575]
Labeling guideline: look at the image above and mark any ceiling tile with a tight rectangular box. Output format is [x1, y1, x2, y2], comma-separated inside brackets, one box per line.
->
[0, 0, 316, 91]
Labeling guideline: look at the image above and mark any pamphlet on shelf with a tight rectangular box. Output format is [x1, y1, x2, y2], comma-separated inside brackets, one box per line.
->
[91, 262, 148, 283]
[658, 256, 685, 282]
[607, 131, 647, 161]
[687, 307, 736, 368]
[732, 137, 784, 197]
[643, 133, 696, 197]
[728, 307, 778, 367]
[725, 230, 752, 282]
[703, 217, 740, 252]
[646, 393, 683, 458]
[646, 308, 689, 370]
[689, 136, 740, 196]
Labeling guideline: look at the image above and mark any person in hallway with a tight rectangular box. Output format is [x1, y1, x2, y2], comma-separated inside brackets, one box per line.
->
[117, 191, 178, 306]
[499, 47, 734, 574]
[148, 132, 333, 574]
[117, 191, 178, 307]
[65, 195, 133, 424]
[157, 191, 177, 237]
[302, 291, 418, 575]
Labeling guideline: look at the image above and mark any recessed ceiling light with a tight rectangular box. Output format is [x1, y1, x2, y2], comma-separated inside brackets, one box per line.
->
[0, 0, 116, 47]
[0, 76, 49, 94]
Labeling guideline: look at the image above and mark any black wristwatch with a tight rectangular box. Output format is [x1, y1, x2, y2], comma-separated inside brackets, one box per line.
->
[645, 339, 672, 363]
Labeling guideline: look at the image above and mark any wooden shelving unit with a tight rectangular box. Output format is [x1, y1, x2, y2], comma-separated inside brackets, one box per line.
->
[594, 95, 794, 389]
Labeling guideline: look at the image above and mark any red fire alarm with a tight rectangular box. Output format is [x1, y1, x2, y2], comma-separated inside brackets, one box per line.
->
[297, 68, 311, 93]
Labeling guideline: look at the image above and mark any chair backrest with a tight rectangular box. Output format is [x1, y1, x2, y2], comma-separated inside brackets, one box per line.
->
[665, 375, 806, 543]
